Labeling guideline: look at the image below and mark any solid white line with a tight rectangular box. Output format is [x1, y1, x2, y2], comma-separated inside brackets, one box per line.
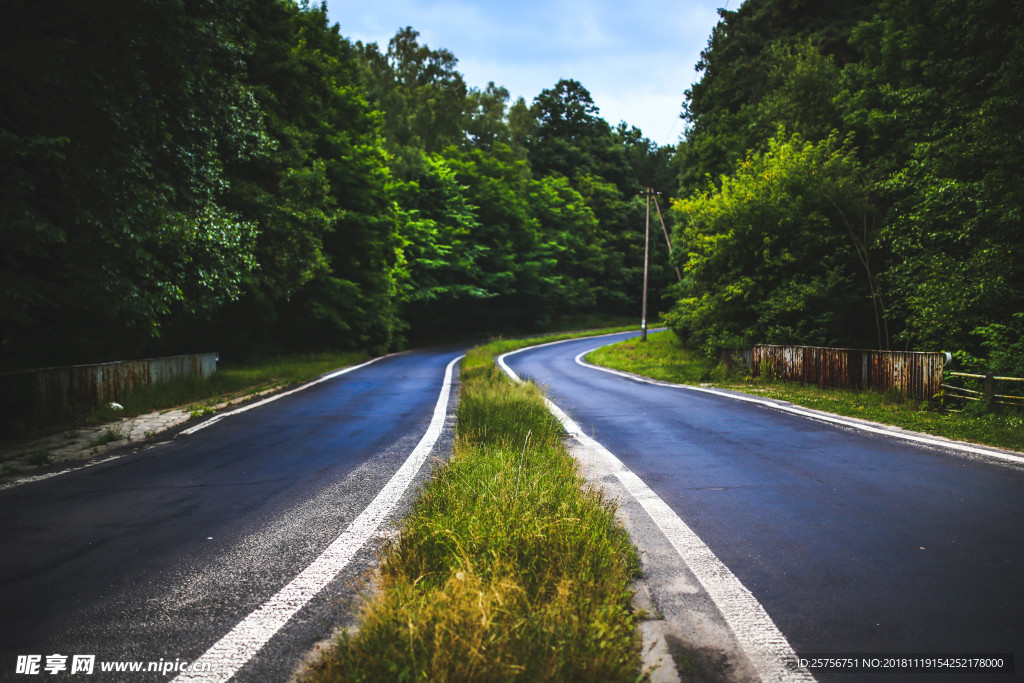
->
[0, 452, 130, 491]
[0, 358, 393, 492]
[181, 354, 392, 435]
[497, 345, 813, 682]
[573, 349, 1024, 466]
[174, 354, 463, 683]
[492, 330, 643, 382]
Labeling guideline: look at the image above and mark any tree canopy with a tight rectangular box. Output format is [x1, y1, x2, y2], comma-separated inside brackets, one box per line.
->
[670, 0, 1024, 374]
[1, 1, 675, 369]
[4, 0, 1017, 378]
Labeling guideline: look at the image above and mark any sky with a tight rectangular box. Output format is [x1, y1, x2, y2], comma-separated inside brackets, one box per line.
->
[324, 0, 737, 147]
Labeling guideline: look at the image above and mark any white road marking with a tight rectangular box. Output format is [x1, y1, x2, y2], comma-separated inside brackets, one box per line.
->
[573, 348, 1024, 467]
[0, 452, 131, 491]
[498, 340, 813, 682]
[0, 357, 394, 492]
[174, 354, 463, 683]
[181, 354, 392, 435]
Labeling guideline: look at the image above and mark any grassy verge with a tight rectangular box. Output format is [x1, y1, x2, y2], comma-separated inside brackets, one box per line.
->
[587, 330, 1024, 453]
[301, 330, 642, 682]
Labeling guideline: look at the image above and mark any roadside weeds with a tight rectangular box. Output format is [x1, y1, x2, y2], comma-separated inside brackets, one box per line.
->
[299, 332, 644, 682]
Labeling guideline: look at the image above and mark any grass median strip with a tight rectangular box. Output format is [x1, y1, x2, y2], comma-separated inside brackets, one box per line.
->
[587, 330, 1023, 453]
[301, 332, 642, 682]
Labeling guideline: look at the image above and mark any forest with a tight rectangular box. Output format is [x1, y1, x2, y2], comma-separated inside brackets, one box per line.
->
[2, 0, 1021, 376]
[668, 0, 1023, 375]
[1, 0, 677, 370]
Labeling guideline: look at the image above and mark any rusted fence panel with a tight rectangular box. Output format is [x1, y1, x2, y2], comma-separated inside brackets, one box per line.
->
[1, 353, 218, 425]
[735, 345, 944, 400]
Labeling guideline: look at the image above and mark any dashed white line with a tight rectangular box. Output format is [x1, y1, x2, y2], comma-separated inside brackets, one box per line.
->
[174, 354, 462, 683]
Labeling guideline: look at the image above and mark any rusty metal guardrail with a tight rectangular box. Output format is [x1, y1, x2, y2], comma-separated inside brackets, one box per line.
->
[722, 345, 945, 400]
[1, 352, 218, 426]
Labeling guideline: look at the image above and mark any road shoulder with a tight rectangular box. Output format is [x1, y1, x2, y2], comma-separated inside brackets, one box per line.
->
[569, 436, 762, 682]
[576, 353, 1024, 469]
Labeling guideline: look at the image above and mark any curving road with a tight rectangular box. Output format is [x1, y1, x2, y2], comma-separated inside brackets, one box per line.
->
[4, 331, 1021, 682]
[502, 331, 1024, 682]
[0, 345, 464, 682]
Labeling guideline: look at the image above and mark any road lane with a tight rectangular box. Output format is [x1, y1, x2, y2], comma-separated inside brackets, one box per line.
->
[0, 345, 464, 681]
[504, 332, 1024, 681]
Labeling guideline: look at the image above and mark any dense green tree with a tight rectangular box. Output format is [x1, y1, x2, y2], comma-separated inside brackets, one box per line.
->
[392, 151, 489, 340]
[526, 174, 604, 313]
[221, 0, 341, 303]
[679, 0, 876, 189]
[167, 1, 401, 356]
[666, 133, 880, 355]
[839, 0, 1024, 367]
[568, 174, 636, 314]
[524, 81, 678, 321]
[1, 0, 263, 367]
[754, 40, 845, 144]
[527, 79, 631, 193]
[670, 0, 1024, 380]
[358, 27, 468, 153]
[463, 82, 513, 150]
[441, 141, 625, 332]
[1, 1, 682, 370]
[442, 144, 551, 331]
[507, 96, 536, 157]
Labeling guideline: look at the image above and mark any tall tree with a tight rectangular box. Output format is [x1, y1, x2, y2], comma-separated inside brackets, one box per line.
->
[463, 82, 512, 150]
[1, 0, 263, 367]
[163, 1, 401, 356]
[679, 0, 876, 189]
[667, 133, 881, 355]
[840, 0, 1024, 365]
[358, 27, 468, 153]
[527, 79, 630, 192]
[392, 151, 488, 341]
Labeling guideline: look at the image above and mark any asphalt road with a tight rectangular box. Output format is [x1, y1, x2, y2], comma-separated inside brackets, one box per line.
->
[0, 345, 464, 682]
[504, 331, 1024, 682]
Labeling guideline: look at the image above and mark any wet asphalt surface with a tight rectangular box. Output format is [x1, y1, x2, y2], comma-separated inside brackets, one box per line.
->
[506, 332, 1024, 682]
[0, 345, 464, 682]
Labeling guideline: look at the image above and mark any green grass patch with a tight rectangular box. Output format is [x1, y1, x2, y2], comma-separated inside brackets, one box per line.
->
[85, 426, 127, 448]
[302, 330, 642, 682]
[587, 330, 724, 385]
[25, 449, 54, 467]
[588, 330, 1024, 453]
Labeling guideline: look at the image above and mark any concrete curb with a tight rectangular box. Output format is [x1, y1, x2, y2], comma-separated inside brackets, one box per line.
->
[570, 439, 760, 682]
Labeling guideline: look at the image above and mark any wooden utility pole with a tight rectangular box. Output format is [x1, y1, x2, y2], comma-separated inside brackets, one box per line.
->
[641, 187, 651, 342]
